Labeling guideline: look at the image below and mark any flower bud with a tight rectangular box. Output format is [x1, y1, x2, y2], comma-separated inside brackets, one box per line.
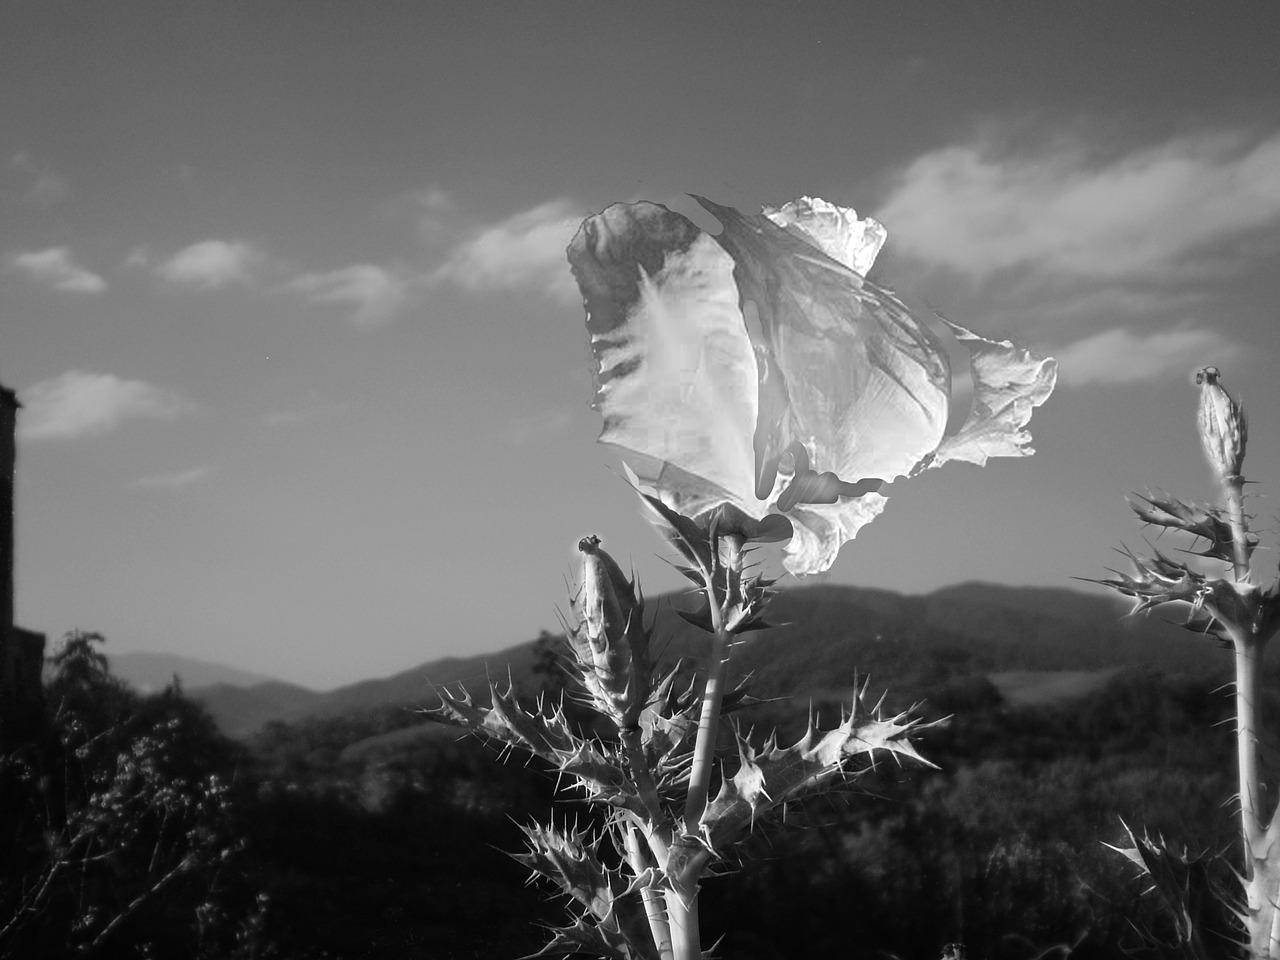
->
[569, 536, 651, 728]
[1196, 366, 1247, 480]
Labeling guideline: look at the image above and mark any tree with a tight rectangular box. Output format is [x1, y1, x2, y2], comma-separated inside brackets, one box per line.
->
[0, 630, 269, 958]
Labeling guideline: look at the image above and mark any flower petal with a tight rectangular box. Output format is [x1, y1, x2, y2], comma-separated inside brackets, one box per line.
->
[567, 196, 1056, 578]
[923, 319, 1058, 471]
[568, 202, 760, 519]
[696, 195, 952, 493]
[782, 494, 890, 576]
[762, 196, 887, 278]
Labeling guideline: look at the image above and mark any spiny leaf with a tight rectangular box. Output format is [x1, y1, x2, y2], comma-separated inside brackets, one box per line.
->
[515, 821, 661, 960]
[699, 685, 940, 853]
[1128, 491, 1256, 565]
[636, 487, 714, 579]
[514, 821, 616, 920]
[1105, 819, 1236, 958]
[1086, 544, 1211, 615]
[422, 680, 575, 760]
[421, 682, 639, 810]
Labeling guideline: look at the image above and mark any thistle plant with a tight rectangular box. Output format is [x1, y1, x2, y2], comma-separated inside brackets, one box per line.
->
[1093, 367, 1280, 958]
[425, 193, 1055, 958]
[427, 500, 937, 959]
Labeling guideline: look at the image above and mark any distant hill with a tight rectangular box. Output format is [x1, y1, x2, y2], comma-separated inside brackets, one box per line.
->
[191, 581, 1233, 739]
[107, 652, 288, 694]
[188, 681, 325, 737]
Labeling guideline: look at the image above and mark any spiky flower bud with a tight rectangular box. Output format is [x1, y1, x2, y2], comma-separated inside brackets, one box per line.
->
[568, 536, 651, 729]
[1196, 366, 1247, 480]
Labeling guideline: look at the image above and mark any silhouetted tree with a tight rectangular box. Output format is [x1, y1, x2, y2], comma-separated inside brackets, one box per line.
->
[0, 630, 269, 958]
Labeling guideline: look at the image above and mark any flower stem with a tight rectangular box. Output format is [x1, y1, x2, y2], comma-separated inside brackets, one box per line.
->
[670, 534, 743, 960]
[624, 825, 673, 960]
[682, 535, 742, 830]
[664, 885, 700, 960]
[1226, 476, 1251, 583]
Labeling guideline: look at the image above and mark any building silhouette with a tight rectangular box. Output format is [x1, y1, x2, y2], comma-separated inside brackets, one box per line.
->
[1, 383, 45, 748]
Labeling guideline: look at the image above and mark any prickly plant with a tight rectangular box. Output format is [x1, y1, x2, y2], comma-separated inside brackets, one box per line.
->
[1092, 367, 1280, 958]
[424, 489, 939, 960]
[423, 191, 1055, 958]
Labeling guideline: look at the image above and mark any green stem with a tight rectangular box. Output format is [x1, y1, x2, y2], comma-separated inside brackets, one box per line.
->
[663, 885, 700, 960]
[622, 727, 665, 826]
[623, 825, 673, 960]
[1226, 476, 1251, 583]
[681, 627, 729, 831]
[670, 534, 743, 960]
[621, 725, 672, 862]
[1235, 630, 1280, 958]
[681, 535, 742, 830]
[1236, 632, 1263, 856]
[1221, 471, 1280, 956]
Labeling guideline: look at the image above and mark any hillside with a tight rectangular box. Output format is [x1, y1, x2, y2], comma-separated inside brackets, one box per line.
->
[107, 651, 288, 694]
[195, 581, 1231, 737]
[189, 681, 325, 737]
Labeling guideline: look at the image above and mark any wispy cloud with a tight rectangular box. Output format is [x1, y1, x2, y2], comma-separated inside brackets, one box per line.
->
[432, 198, 583, 304]
[1054, 324, 1243, 386]
[877, 129, 1280, 282]
[285, 264, 408, 327]
[8, 246, 105, 293]
[19, 370, 191, 440]
[155, 240, 262, 289]
[130, 465, 213, 490]
[4, 152, 70, 205]
[500, 404, 576, 448]
[263, 402, 348, 427]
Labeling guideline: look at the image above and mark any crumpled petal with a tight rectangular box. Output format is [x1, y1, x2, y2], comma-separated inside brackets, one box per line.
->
[924, 320, 1057, 471]
[566, 195, 1056, 576]
[763, 196, 887, 278]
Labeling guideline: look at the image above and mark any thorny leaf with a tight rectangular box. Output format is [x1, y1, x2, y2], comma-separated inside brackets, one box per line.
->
[515, 822, 659, 960]
[698, 681, 940, 854]
[424, 681, 575, 757]
[1089, 545, 1213, 616]
[1106, 820, 1235, 958]
[1089, 547, 1280, 648]
[422, 682, 638, 810]
[1127, 491, 1256, 565]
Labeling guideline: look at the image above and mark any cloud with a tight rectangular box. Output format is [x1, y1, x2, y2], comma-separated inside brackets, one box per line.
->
[155, 240, 262, 289]
[1054, 325, 1243, 386]
[130, 466, 212, 490]
[405, 186, 460, 247]
[433, 198, 583, 303]
[19, 370, 191, 440]
[263, 402, 348, 427]
[286, 264, 408, 327]
[8, 246, 105, 293]
[500, 405, 576, 447]
[4, 153, 69, 205]
[876, 130, 1280, 282]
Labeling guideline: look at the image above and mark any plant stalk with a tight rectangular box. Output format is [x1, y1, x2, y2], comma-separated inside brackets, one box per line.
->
[623, 825, 673, 960]
[1226, 476, 1251, 583]
[670, 534, 743, 960]
[1221, 469, 1280, 957]
[1235, 630, 1280, 958]
[663, 885, 700, 960]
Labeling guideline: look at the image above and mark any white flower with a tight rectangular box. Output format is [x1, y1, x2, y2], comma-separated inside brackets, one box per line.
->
[567, 196, 1057, 575]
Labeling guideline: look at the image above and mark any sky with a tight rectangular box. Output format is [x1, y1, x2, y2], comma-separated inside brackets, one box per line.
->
[3, 2, 1279, 690]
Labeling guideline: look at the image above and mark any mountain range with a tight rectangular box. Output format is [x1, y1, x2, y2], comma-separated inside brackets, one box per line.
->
[110, 582, 1231, 738]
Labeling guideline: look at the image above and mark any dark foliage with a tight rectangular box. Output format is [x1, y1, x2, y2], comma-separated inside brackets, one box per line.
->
[8, 627, 1258, 958]
[0, 631, 267, 959]
[222, 661, 1251, 959]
